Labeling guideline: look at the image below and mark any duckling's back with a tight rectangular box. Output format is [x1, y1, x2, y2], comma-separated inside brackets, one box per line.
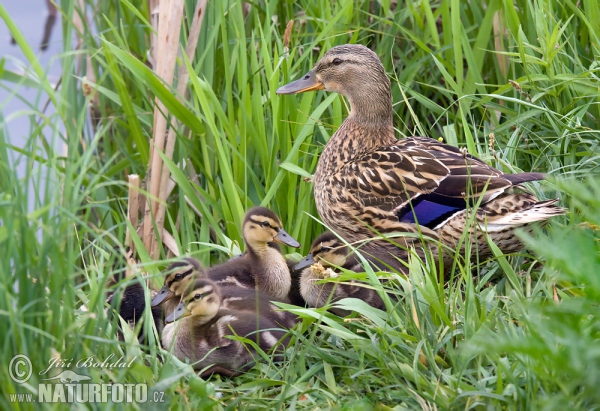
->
[207, 257, 257, 289]
[218, 284, 298, 328]
[207, 252, 292, 301]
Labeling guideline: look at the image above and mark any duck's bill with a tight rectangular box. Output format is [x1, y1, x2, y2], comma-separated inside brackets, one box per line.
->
[274, 228, 301, 248]
[276, 71, 324, 94]
[164, 303, 189, 324]
[151, 285, 174, 307]
[294, 253, 316, 271]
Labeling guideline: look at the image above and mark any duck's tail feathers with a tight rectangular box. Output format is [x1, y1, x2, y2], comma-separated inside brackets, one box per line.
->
[485, 198, 566, 230]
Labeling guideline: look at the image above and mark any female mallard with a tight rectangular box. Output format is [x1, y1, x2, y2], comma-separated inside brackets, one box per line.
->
[295, 232, 385, 316]
[277, 44, 564, 271]
[162, 278, 289, 377]
[151, 257, 297, 328]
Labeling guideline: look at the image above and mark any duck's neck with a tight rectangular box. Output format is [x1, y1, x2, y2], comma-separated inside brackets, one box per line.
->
[322, 85, 396, 160]
[246, 244, 291, 300]
[247, 241, 271, 254]
[346, 85, 394, 128]
[189, 313, 215, 327]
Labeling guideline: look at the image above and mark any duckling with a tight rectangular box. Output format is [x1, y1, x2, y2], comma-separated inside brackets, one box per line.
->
[286, 258, 307, 307]
[162, 278, 289, 377]
[206, 207, 300, 300]
[151, 257, 297, 328]
[106, 247, 162, 342]
[232, 245, 308, 307]
[277, 44, 565, 271]
[151, 258, 202, 316]
[295, 232, 363, 273]
[295, 232, 385, 316]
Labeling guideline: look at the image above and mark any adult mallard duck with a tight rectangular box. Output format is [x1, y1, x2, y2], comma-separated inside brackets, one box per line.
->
[295, 232, 385, 316]
[151, 257, 297, 328]
[205, 206, 300, 300]
[162, 278, 289, 377]
[277, 44, 564, 271]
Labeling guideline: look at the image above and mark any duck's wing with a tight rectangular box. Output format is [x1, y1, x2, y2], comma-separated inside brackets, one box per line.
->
[341, 144, 447, 212]
[340, 137, 545, 229]
[405, 137, 546, 200]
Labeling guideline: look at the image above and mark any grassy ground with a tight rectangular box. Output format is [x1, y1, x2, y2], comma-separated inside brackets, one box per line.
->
[1, 0, 599, 409]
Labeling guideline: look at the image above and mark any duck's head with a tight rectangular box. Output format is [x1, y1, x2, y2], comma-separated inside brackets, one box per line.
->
[151, 258, 205, 307]
[243, 207, 300, 252]
[277, 44, 392, 122]
[294, 232, 350, 271]
[165, 279, 221, 324]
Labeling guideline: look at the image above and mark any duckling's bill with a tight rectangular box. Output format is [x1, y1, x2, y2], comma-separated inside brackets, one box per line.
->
[274, 228, 301, 248]
[151, 285, 175, 307]
[164, 303, 189, 323]
[294, 253, 316, 271]
[276, 71, 324, 94]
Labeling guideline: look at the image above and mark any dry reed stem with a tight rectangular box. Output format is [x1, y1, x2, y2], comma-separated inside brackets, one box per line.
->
[162, 229, 180, 257]
[67, 0, 101, 130]
[153, 0, 208, 257]
[167, 213, 181, 259]
[184, 195, 203, 219]
[142, 0, 185, 257]
[149, 0, 159, 67]
[493, 10, 508, 79]
[126, 175, 140, 250]
[72, 0, 86, 49]
[142, 0, 173, 253]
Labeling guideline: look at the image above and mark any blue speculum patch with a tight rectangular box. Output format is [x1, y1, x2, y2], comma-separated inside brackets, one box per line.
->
[399, 199, 462, 228]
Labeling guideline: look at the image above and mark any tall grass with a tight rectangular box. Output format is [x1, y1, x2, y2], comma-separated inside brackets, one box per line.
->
[1, 0, 599, 409]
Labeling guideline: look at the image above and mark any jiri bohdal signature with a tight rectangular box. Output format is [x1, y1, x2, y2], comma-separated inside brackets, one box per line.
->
[39, 354, 136, 376]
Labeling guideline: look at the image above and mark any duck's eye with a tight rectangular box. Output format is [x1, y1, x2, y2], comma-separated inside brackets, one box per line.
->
[321, 246, 332, 251]
[194, 293, 201, 300]
[262, 221, 270, 227]
[332, 58, 342, 65]
[174, 274, 182, 280]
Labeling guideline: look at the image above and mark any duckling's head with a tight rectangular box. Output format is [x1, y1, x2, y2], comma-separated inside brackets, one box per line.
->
[165, 279, 221, 324]
[294, 232, 350, 271]
[151, 258, 206, 307]
[243, 207, 300, 252]
[277, 44, 392, 122]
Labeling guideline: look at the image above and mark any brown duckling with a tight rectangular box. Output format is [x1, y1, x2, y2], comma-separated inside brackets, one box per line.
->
[205, 206, 300, 300]
[162, 278, 289, 377]
[151, 258, 203, 315]
[295, 232, 385, 316]
[151, 257, 297, 328]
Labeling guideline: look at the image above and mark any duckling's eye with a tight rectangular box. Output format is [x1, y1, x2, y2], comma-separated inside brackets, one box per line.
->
[321, 246, 332, 251]
[261, 221, 270, 227]
[332, 58, 342, 66]
[174, 274, 182, 280]
[194, 293, 201, 300]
